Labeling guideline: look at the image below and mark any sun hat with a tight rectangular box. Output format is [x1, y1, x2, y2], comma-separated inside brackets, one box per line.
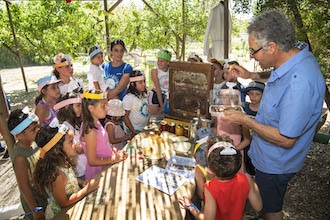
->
[244, 81, 265, 93]
[53, 53, 72, 68]
[188, 52, 202, 62]
[107, 99, 125, 117]
[157, 50, 172, 61]
[37, 76, 62, 92]
[210, 58, 225, 68]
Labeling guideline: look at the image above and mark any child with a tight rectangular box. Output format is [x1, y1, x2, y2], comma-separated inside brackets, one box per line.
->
[210, 58, 226, 100]
[194, 134, 229, 203]
[148, 50, 171, 115]
[87, 45, 108, 91]
[188, 52, 203, 63]
[242, 81, 265, 117]
[33, 119, 99, 220]
[35, 75, 62, 126]
[179, 137, 262, 220]
[211, 59, 246, 103]
[55, 92, 87, 180]
[242, 81, 265, 175]
[53, 53, 84, 95]
[8, 107, 48, 220]
[105, 99, 133, 150]
[212, 61, 251, 173]
[123, 71, 150, 134]
[80, 90, 128, 179]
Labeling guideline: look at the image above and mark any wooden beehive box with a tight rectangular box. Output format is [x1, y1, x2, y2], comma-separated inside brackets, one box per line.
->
[168, 62, 214, 122]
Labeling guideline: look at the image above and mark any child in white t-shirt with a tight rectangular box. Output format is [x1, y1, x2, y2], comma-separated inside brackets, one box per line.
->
[87, 45, 108, 91]
[123, 71, 150, 134]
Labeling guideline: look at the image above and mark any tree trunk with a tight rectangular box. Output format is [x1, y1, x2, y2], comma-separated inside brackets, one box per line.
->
[287, 0, 312, 51]
[287, 0, 329, 110]
[6, 0, 28, 92]
[0, 76, 15, 157]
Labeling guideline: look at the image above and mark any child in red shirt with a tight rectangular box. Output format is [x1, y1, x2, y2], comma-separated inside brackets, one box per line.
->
[179, 136, 262, 220]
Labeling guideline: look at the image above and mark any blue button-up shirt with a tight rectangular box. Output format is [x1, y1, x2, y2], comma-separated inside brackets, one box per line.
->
[249, 42, 325, 174]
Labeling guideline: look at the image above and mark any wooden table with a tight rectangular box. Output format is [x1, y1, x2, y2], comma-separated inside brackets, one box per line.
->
[54, 147, 195, 220]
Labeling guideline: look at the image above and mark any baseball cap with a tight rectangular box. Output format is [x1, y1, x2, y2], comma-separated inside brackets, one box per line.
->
[244, 81, 265, 93]
[37, 76, 62, 92]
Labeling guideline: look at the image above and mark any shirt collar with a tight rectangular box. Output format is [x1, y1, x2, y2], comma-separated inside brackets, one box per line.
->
[268, 42, 310, 83]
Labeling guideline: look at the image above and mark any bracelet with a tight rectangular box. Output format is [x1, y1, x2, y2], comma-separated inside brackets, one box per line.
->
[186, 203, 199, 213]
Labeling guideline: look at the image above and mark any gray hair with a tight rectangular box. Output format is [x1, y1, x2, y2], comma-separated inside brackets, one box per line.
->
[247, 11, 296, 52]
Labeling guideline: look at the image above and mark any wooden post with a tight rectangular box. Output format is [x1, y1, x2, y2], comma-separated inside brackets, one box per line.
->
[5, 0, 28, 92]
[223, 0, 229, 59]
[104, 0, 111, 52]
[104, 0, 123, 57]
[0, 76, 15, 157]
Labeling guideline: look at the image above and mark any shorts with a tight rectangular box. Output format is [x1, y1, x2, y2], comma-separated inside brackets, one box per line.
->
[148, 89, 165, 106]
[255, 169, 296, 213]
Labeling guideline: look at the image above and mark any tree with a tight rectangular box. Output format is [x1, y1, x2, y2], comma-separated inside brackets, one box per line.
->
[0, 0, 103, 66]
[232, 0, 330, 109]
[106, 0, 219, 60]
[232, 0, 329, 76]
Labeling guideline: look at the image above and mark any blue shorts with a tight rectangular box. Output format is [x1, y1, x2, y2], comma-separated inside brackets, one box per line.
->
[255, 169, 296, 213]
[148, 89, 165, 106]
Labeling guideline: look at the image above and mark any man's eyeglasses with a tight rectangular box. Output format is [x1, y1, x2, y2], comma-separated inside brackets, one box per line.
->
[249, 46, 263, 56]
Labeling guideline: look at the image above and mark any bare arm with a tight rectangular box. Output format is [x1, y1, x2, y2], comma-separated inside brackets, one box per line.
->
[178, 187, 217, 220]
[123, 110, 137, 134]
[230, 64, 270, 82]
[107, 74, 129, 99]
[245, 174, 262, 211]
[52, 170, 99, 208]
[14, 156, 45, 220]
[151, 69, 164, 109]
[34, 104, 49, 126]
[203, 187, 217, 220]
[195, 166, 206, 199]
[178, 196, 205, 220]
[93, 82, 101, 90]
[236, 125, 251, 150]
[221, 111, 297, 148]
[105, 123, 129, 144]
[83, 129, 115, 166]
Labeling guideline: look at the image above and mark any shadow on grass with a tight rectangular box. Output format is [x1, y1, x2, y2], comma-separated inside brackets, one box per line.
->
[6, 90, 38, 110]
[5, 71, 88, 110]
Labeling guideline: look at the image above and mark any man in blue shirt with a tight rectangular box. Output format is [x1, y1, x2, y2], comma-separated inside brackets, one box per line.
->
[222, 11, 325, 220]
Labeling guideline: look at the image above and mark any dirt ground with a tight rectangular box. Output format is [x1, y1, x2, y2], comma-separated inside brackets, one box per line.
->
[0, 65, 329, 219]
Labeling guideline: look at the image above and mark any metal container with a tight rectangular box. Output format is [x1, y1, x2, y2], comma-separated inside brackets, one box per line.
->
[201, 118, 212, 128]
[189, 117, 199, 141]
[189, 117, 212, 140]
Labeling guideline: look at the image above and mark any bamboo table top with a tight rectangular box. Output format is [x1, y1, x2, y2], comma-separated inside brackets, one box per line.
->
[54, 147, 195, 220]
